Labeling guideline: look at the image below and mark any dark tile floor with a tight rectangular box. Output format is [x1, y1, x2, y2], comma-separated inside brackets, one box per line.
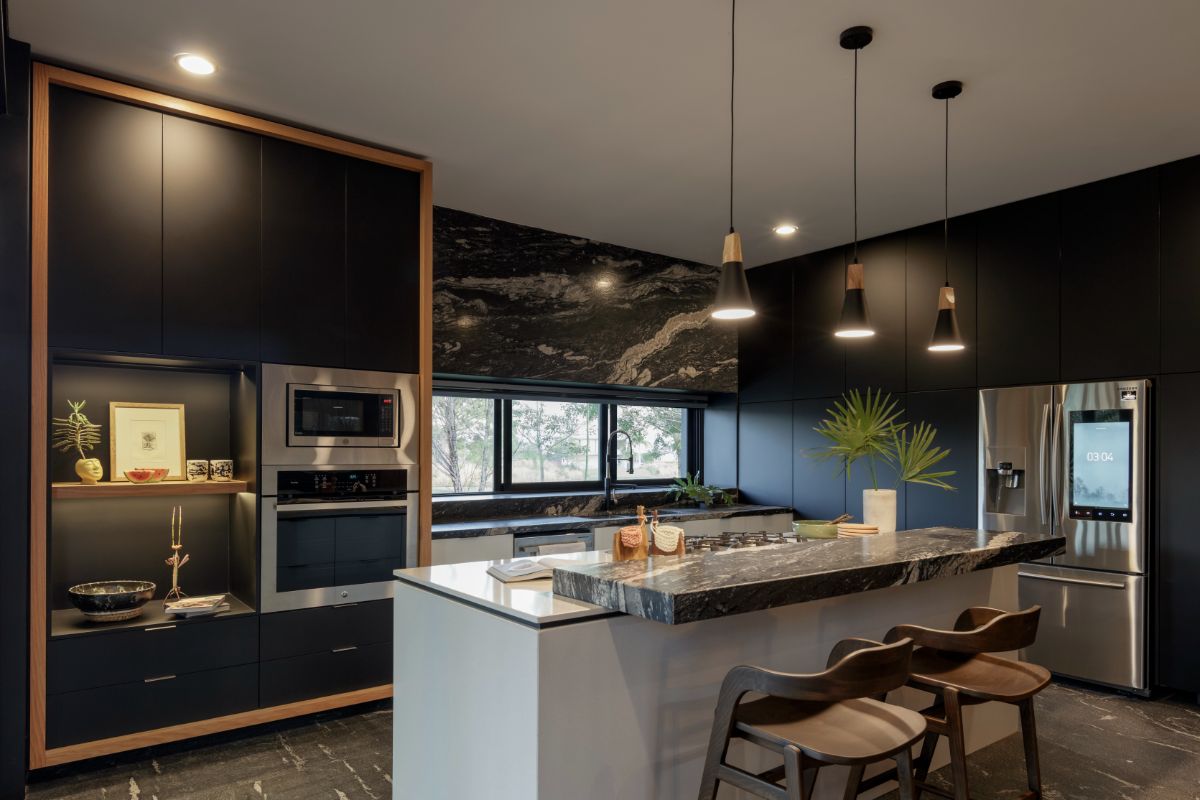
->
[25, 683, 1200, 799]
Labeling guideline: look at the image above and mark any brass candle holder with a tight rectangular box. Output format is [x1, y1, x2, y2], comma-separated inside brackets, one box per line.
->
[163, 504, 190, 604]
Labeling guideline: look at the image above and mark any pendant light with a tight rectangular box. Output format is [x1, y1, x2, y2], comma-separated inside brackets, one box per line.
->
[928, 80, 966, 352]
[711, 0, 755, 320]
[834, 26, 875, 338]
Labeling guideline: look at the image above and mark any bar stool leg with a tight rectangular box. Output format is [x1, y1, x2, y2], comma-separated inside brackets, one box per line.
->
[782, 744, 806, 800]
[842, 764, 865, 800]
[894, 747, 917, 800]
[943, 689, 971, 800]
[1018, 698, 1043, 798]
[911, 729, 939, 799]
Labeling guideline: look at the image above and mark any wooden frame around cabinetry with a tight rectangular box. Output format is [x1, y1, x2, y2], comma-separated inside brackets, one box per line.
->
[29, 64, 434, 769]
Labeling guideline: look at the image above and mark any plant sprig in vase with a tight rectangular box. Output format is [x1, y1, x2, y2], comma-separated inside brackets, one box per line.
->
[52, 399, 104, 485]
[671, 473, 734, 508]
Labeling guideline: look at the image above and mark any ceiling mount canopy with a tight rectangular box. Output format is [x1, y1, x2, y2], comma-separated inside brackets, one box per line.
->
[928, 79, 967, 353]
[834, 25, 875, 338]
[711, 0, 756, 321]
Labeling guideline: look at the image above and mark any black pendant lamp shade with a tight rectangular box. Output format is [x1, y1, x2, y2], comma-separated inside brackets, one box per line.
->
[710, 0, 756, 320]
[834, 26, 875, 338]
[928, 80, 966, 352]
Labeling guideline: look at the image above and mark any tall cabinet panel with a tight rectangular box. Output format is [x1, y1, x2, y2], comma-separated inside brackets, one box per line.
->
[792, 247, 845, 399]
[792, 397, 845, 520]
[844, 234, 906, 394]
[1156, 372, 1200, 694]
[976, 194, 1060, 387]
[1060, 169, 1159, 381]
[261, 138, 347, 368]
[738, 262, 793, 402]
[346, 159, 422, 373]
[737, 401, 792, 507]
[904, 389, 978, 529]
[905, 218, 977, 391]
[163, 116, 261, 361]
[1160, 156, 1200, 374]
[48, 86, 162, 354]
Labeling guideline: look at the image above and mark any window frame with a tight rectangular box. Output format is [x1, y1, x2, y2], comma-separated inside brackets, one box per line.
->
[431, 390, 701, 496]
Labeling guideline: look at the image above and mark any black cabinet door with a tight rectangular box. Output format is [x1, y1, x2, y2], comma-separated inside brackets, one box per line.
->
[792, 247, 845, 400]
[976, 194, 1060, 387]
[1060, 169, 1159, 381]
[738, 261, 793, 402]
[346, 159, 421, 373]
[906, 218, 977, 392]
[1161, 157, 1200, 374]
[261, 138, 346, 368]
[792, 397, 845, 520]
[163, 115, 261, 360]
[1156, 372, 1200, 693]
[737, 400, 793, 507]
[903, 389, 978, 529]
[844, 234, 907, 394]
[49, 87, 162, 354]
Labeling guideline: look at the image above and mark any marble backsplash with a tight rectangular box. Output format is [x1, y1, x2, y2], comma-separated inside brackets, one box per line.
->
[433, 207, 737, 392]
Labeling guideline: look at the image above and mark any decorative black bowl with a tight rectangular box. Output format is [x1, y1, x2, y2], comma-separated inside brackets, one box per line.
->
[68, 581, 156, 622]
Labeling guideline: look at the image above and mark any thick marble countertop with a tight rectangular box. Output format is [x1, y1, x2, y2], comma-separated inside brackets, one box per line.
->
[430, 503, 791, 539]
[551, 527, 1065, 625]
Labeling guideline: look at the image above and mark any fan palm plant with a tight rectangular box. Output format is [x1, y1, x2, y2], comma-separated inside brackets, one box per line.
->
[811, 388, 903, 489]
[890, 421, 955, 490]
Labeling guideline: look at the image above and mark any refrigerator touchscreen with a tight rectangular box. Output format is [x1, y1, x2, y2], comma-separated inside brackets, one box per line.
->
[1069, 409, 1132, 520]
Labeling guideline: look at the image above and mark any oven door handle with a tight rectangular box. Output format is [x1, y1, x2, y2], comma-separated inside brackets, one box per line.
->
[276, 500, 408, 514]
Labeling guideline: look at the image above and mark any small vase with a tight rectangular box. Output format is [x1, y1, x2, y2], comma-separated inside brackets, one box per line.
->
[862, 489, 897, 533]
[75, 457, 103, 485]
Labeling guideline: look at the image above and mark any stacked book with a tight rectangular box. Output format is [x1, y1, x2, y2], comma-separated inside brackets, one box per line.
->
[164, 594, 230, 617]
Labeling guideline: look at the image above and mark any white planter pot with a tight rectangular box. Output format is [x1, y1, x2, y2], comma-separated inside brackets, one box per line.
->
[862, 489, 897, 533]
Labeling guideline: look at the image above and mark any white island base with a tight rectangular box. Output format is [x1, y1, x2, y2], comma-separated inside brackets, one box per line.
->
[394, 564, 1021, 800]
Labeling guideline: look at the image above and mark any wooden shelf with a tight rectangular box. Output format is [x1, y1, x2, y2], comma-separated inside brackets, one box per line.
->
[51, 480, 249, 499]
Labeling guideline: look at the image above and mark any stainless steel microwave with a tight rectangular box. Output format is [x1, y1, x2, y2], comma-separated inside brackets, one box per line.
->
[288, 382, 399, 448]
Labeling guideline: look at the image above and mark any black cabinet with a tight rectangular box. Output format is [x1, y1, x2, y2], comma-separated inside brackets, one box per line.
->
[1156, 372, 1200, 694]
[792, 247, 845, 400]
[260, 642, 390, 708]
[738, 262, 793, 402]
[163, 115, 261, 360]
[903, 389, 978, 529]
[976, 194, 1060, 387]
[260, 600, 392, 662]
[346, 159, 422, 373]
[261, 137, 347, 368]
[792, 398, 845, 520]
[49, 86, 162, 354]
[737, 400, 793, 507]
[1060, 169, 1159, 381]
[844, 234, 907, 394]
[1160, 157, 1200, 374]
[906, 219, 977, 392]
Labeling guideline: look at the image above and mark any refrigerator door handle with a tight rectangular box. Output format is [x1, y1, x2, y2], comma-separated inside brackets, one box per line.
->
[1038, 403, 1050, 525]
[1018, 571, 1127, 590]
[1049, 401, 1063, 520]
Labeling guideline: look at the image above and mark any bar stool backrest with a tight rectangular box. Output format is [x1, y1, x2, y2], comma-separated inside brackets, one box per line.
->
[885, 606, 1041, 655]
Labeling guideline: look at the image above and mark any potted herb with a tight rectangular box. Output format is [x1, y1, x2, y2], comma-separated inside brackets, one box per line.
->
[53, 399, 104, 485]
[671, 473, 733, 509]
[809, 389, 954, 532]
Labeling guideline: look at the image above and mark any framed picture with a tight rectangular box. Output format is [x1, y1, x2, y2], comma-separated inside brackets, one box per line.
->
[109, 402, 187, 481]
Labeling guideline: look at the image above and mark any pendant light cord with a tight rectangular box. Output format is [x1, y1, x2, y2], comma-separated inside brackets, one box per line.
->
[852, 47, 859, 264]
[943, 95, 950, 286]
[729, 0, 736, 234]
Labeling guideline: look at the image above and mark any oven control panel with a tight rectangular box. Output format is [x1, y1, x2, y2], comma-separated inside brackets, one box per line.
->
[277, 469, 409, 501]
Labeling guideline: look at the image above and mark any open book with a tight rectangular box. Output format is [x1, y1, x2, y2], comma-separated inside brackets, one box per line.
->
[164, 594, 230, 617]
[486, 557, 577, 584]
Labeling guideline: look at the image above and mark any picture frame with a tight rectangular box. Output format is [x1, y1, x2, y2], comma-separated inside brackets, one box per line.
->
[109, 402, 187, 481]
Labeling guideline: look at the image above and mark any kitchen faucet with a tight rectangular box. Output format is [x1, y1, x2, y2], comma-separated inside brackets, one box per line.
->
[603, 429, 635, 512]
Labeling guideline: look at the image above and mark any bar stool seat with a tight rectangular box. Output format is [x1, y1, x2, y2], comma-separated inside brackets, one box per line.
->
[907, 649, 1050, 703]
[735, 696, 927, 763]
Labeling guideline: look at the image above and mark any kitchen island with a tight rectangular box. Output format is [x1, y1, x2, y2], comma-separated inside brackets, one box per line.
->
[393, 528, 1063, 799]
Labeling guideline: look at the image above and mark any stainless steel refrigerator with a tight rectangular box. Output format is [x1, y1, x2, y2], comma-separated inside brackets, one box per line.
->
[979, 379, 1149, 693]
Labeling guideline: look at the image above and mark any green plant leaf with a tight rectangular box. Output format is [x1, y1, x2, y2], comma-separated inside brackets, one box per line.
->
[808, 388, 904, 484]
[892, 422, 956, 491]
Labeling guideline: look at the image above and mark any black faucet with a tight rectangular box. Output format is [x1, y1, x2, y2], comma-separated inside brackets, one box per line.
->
[603, 429, 635, 512]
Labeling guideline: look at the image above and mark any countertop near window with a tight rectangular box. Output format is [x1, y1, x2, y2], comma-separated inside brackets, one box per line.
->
[429, 503, 793, 540]
[552, 527, 1066, 625]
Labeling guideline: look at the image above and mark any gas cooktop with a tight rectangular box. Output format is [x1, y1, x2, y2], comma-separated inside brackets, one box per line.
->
[683, 531, 796, 554]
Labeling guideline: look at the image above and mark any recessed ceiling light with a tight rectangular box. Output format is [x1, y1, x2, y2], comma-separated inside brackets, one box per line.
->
[773, 224, 798, 236]
[175, 53, 216, 76]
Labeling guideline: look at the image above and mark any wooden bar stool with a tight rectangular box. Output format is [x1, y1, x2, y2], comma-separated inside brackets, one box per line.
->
[697, 638, 926, 800]
[868, 606, 1050, 800]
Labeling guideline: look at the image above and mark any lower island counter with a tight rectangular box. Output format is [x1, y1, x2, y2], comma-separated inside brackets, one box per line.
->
[392, 527, 1063, 800]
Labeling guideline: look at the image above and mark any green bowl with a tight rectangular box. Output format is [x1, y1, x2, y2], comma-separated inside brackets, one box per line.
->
[792, 520, 838, 539]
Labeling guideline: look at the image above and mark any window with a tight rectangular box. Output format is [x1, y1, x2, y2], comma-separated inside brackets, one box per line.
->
[431, 389, 699, 494]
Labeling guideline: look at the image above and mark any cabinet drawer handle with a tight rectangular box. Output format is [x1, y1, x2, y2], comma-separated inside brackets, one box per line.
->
[331, 646, 358, 654]
[333, 603, 359, 609]
[144, 674, 176, 684]
[145, 625, 177, 632]
[1018, 571, 1127, 590]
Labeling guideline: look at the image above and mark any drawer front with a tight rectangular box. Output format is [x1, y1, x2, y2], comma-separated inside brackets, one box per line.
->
[48, 615, 258, 695]
[260, 599, 392, 661]
[47, 663, 258, 749]
[260, 641, 390, 707]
